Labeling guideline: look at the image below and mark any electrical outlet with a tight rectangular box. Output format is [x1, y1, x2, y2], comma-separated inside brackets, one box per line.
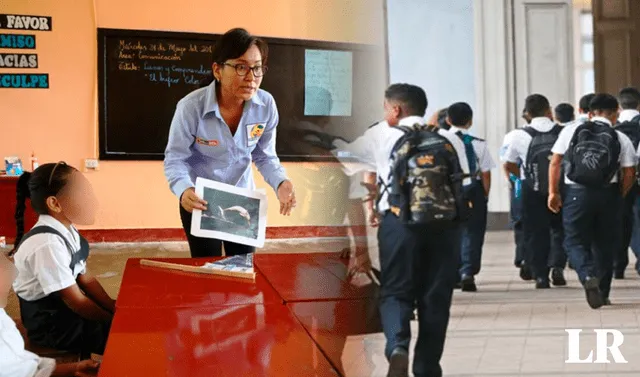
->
[85, 158, 99, 171]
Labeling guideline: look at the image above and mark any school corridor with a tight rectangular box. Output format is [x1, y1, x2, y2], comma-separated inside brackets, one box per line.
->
[4, 231, 639, 377]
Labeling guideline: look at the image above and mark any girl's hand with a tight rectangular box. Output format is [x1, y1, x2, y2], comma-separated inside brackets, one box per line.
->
[75, 360, 100, 377]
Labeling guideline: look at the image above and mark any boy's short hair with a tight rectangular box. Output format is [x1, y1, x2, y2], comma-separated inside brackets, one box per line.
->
[589, 93, 619, 114]
[618, 87, 640, 110]
[384, 84, 428, 117]
[524, 94, 551, 118]
[579, 93, 596, 113]
[447, 102, 473, 126]
[554, 103, 575, 123]
[437, 108, 450, 130]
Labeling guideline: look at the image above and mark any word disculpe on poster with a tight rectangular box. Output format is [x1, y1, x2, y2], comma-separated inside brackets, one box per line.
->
[0, 74, 49, 89]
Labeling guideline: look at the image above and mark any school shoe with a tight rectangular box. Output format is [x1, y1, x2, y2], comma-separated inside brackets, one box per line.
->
[519, 264, 533, 281]
[551, 268, 567, 286]
[603, 297, 612, 306]
[387, 347, 409, 377]
[535, 278, 550, 289]
[584, 276, 604, 309]
[614, 270, 625, 279]
[460, 275, 477, 292]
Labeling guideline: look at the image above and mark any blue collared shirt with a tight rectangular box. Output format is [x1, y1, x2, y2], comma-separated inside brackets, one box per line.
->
[164, 81, 288, 198]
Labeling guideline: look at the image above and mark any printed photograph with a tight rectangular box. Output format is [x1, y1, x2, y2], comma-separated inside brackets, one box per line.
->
[200, 187, 260, 239]
[191, 177, 268, 247]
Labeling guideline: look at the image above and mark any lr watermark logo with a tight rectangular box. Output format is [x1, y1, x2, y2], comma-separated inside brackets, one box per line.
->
[565, 329, 628, 363]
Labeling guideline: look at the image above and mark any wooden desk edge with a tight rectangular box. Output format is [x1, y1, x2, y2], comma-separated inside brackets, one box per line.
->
[139, 259, 256, 281]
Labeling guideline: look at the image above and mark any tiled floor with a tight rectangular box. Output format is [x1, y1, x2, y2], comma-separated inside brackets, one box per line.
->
[4, 231, 640, 376]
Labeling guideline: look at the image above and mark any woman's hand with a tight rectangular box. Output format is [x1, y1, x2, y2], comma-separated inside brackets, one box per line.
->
[277, 180, 296, 216]
[181, 188, 208, 213]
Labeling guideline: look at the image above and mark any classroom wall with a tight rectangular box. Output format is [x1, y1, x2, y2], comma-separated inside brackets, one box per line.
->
[0, 0, 385, 231]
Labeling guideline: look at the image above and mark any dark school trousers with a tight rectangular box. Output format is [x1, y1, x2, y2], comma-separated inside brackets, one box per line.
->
[459, 181, 488, 277]
[509, 186, 526, 266]
[562, 184, 622, 299]
[614, 185, 639, 274]
[521, 184, 565, 280]
[378, 212, 461, 377]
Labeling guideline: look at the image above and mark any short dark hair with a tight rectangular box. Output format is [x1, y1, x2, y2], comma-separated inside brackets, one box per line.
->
[589, 93, 619, 113]
[579, 93, 596, 113]
[554, 103, 575, 123]
[384, 83, 428, 117]
[437, 108, 450, 130]
[212, 28, 268, 66]
[447, 102, 473, 126]
[524, 94, 551, 118]
[618, 87, 640, 110]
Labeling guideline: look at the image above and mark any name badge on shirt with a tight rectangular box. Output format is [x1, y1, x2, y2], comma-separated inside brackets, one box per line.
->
[246, 122, 266, 147]
[196, 137, 219, 147]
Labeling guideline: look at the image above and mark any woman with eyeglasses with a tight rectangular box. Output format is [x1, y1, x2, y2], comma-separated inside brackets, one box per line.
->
[164, 28, 296, 258]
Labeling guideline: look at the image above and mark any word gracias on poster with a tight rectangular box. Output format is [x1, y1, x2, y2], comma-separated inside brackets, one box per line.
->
[0, 13, 51, 89]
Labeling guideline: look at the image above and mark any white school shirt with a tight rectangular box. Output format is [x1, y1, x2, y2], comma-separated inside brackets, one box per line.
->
[503, 117, 559, 179]
[617, 109, 640, 157]
[449, 126, 496, 173]
[551, 116, 637, 184]
[12, 215, 86, 301]
[618, 109, 640, 123]
[332, 116, 471, 213]
[0, 309, 55, 377]
[500, 124, 529, 179]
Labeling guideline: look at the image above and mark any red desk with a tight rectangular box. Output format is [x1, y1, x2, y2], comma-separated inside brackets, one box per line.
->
[115, 258, 284, 309]
[0, 175, 37, 243]
[254, 253, 378, 302]
[288, 300, 383, 376]
[98, 304, 340, 377]
[104, 255, 382, 377]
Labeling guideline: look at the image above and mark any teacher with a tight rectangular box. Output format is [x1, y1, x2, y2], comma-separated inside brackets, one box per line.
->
[164, 28, 295, 258]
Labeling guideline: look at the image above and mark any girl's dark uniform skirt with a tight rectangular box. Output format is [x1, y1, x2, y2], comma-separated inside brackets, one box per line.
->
[16, 226, 111, 358]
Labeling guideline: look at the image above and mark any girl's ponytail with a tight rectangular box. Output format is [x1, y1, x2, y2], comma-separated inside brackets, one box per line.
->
[11, 172, 32, 254]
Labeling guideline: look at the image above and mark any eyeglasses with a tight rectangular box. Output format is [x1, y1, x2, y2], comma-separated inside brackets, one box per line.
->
[223, 63, 267, 77]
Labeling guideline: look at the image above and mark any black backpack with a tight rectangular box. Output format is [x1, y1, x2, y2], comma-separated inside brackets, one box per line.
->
[615, 114, 640, 184]
[564, 121, 621, 187]
[615, 114, 640, 149]
[522, 125, 562, 194]
[378, 124, 471, 225]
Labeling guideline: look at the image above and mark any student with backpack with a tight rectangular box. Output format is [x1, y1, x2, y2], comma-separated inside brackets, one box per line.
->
[332, 83, 471, 377]
[613, 87, 640, 278]
[549, 93, 637, 308]
[500, 109, 532, 280]
[554, 103, 575, 125]
[503, 94, 566, 288]
[572, 93, 596, 127]
[446, 102, 495, 292]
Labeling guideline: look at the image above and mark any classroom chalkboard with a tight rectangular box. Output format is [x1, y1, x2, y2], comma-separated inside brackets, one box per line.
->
[98, 28, 385, 161]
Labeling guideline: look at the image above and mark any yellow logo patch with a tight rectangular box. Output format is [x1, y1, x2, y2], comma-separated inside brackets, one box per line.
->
[249, 123, 266, 139]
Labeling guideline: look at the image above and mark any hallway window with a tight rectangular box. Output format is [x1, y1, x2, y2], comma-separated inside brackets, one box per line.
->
[574, 2, 595, 104]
